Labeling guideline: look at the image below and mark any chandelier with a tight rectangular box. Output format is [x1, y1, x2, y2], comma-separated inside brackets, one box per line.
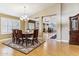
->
[20, 6, 29, 21]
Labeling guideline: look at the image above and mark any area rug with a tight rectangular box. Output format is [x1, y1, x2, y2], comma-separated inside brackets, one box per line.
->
[2, 40, 45, 55]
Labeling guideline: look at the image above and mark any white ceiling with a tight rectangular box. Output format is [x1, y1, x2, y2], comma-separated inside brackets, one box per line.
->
[0, 3, 55, 17]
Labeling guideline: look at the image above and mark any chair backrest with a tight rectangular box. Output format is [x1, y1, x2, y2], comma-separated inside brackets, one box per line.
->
[33, 29, 38, 38]
[17, 30, 23, 38]
[12, 29, 18, 38]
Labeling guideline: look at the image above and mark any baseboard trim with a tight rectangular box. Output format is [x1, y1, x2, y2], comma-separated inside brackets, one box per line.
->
[56, 39, 69, 43]
[1, 38, 11, 40]
[61, 40, 69, 43]
[56, 39, 61, 42]
[0, 38, 11, 41]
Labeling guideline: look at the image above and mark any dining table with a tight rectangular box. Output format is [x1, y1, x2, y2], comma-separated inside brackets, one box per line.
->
[22, 32, 33, 38]
[22, 32, 33, 46]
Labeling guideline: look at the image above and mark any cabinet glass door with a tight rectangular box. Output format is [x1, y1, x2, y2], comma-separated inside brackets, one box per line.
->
[71, 19, 78, 30]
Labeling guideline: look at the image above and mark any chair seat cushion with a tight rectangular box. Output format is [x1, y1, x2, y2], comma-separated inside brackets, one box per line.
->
[19, 38, 22, 40]
[28, 37, 33, 40]
[19, 37, 26, 40]
[23, 37, 26, 39]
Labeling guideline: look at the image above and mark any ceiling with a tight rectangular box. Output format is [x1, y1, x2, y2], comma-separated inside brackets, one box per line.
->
[0, 3, 55, 17]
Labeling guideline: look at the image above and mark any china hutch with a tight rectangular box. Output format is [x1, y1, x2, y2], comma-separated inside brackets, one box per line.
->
[69, 14, 79, 45]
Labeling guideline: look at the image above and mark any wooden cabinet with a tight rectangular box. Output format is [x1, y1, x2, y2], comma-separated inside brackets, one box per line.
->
[69, 14, 79, 45]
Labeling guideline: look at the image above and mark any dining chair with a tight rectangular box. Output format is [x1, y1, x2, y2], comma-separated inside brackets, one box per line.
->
[12, 29, 18, 43]
[27, 29, 39, 45]
[17, 30, 26, 45]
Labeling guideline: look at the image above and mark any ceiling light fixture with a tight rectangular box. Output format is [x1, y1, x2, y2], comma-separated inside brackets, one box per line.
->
[20, 6, 29, 21]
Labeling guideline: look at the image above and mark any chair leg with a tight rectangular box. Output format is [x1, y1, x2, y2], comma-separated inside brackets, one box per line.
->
[35, 39, 38, 43]
[32, 40, 34, 45]
[21, 39, 24, 46]
[15, 38, 18, 44]
[26, 40, 28, 47]
[17, 39, 20, 44]
[12, 38, 15, 43]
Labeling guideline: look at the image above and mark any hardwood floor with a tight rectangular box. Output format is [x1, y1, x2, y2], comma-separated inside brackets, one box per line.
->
[1, 35, 79, 56]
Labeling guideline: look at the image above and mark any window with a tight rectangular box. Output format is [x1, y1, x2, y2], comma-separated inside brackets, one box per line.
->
[1, 18, 8, 34]
[28, 23, 34, 30]
[1, 17, 20, 34]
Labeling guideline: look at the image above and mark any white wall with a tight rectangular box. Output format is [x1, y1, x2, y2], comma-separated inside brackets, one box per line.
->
[61, 3, 79, 42]
[30, 3, 79, 42]
[30, 3, 61, 41]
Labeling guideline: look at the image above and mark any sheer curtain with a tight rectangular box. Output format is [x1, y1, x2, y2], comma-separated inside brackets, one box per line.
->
[1, 17, 20, 34]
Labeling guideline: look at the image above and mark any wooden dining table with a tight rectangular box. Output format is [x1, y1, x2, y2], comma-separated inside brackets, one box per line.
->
[22, 32, 33, 38]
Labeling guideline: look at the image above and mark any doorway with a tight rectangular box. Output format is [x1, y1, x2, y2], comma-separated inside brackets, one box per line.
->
[43, 15, 57, 40]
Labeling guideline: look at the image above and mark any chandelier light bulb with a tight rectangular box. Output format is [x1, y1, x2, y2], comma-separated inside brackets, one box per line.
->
[20, 6, 29, 21]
